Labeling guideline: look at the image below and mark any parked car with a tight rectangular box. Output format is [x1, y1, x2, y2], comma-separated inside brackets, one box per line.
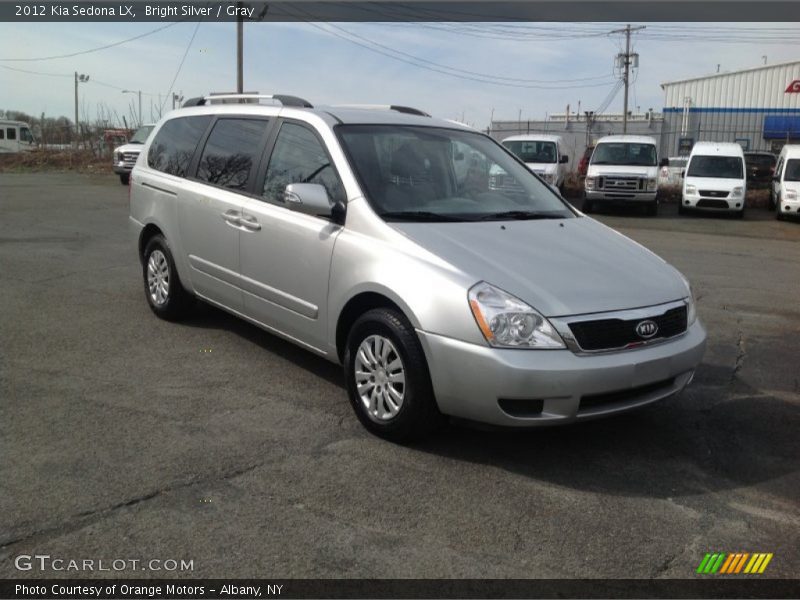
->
[0, 120, 36, 153]
[658, 156, 688, 187]
[130, 94, 706, 441]
[680, 142, 746, 217]
[744, 151, 776, 188]
[500, 134, 569, 193]
[112, 124, 155, 185]
[584, 135, 660, 215]
[771, 144, 800, 220]
[577, 144, 594, 177]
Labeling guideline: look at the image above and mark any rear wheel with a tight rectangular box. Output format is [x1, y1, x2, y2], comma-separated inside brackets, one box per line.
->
[142, 234, 193, 321]
[343, 308, 444, 441]
[119, 173, 130, 185]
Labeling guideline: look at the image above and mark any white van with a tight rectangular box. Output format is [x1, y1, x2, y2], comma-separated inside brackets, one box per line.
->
[501, 134, 569, 192]
[584, 135, 659, 215]
[680, 142, 746, 217]
[770, 144, 800, 221]
[0, 120, 36, 153]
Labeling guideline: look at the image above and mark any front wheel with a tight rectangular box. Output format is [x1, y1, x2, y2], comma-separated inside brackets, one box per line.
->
[343, 308, 444, 441]
[645, 200, 658, 216]
[582, 198, 593, 213]
[769, 188, 776, 210]
[119, 173, 130, 185]
[142, 234, 193, 321]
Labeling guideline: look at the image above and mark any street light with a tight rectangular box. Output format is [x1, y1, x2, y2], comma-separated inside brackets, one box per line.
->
[122, 89, 143, 128]
[74, 72, 89, 148]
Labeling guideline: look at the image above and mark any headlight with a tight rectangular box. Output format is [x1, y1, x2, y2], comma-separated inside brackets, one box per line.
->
[468, 282, 565, 349]
[731, 186, 744, 197]
[679, 275, 697, 325]
[685, 184, 697, 195]
[647, 177, 657, 191]
[585, 177, 595, 190]
[543, 173, 554, 184]
[113, 152, 121, 162]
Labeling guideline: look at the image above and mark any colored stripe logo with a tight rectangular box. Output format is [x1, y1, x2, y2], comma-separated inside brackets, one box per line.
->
[697, 552, 773, 574]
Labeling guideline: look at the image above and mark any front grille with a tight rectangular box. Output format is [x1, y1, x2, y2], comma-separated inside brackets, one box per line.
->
[580, 378, 676, 412]
[696, 198, 730, 209]
[488, 173, 523, 193]
[598, 176, 643, 191]
[568, 305, 688, 352]
[699, 190, 729, 198]
[122, 151, 140, 167]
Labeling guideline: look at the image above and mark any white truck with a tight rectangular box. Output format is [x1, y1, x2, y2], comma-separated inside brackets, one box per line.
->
[0, 120, 36, 153]
[501, 134, 569, 193]
[584, 135, 660, 216]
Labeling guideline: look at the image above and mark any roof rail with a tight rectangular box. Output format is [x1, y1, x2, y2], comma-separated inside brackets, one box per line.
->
[331, 104, 430, 117]
[182, 94, 313, 108]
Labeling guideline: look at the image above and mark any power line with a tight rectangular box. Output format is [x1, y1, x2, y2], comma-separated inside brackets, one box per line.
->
[160, 20, 202, 114]
[0, 21, 183, 61]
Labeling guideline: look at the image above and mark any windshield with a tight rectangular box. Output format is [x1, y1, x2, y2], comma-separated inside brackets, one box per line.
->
[784, 159, 800, 182]
[502, 140, 557, 164]
[745, 154, 775, 168]
[337, 125, 574, 222]
[591, 142, 657, 166]
[129, 125, 154, 144]
[687, 155, 744, 179]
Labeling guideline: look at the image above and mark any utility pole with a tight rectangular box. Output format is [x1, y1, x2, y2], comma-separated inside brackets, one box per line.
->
[74, 72, 89, 148]
[122, 90, 142, 126]
[236, 1, 244, 93]
[610, 24, 645, 134]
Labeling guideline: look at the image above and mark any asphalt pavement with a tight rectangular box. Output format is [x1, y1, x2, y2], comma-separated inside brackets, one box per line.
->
[1, 173, 798, 580]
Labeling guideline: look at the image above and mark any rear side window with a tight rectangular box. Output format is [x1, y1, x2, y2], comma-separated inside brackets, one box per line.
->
[7, 128, 16, 140]
[196, 118, 268, 191]
[147, 116, 212, 177]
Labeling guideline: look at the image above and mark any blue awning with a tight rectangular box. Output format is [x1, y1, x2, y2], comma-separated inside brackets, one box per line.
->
[763, 115, 800, 139]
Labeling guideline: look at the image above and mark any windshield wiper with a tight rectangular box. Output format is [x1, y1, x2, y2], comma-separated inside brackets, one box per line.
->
[380, 211, 466, 222]
[476, 210, 565, 221]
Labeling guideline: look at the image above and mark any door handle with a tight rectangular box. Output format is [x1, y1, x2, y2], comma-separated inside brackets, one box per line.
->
[220, 210, 241, 226]
[239, 214, 262, 231]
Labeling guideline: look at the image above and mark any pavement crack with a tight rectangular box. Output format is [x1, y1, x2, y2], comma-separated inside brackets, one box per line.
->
[730, 327, 746, 384]
[0, 461, 264, 552]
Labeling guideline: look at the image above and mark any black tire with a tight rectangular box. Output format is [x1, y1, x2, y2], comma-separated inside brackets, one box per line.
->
[582, 198, 593, 214]
[142, 234, 193, 321]
[645, 200, 658, 216]
[734, 208, 745, 219]
[343, 308, 444, 441]
[678, 203, 688, 216]
[119, 173, 130, 185]
[557, 182, 566, 198]
[769, 189, 776, 210]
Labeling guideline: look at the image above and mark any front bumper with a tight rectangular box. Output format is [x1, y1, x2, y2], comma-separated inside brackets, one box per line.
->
[417, 320, 706, 427]
[113, 162, 133, 175]
[585, 190, 657, 203]
[778, 197, 800, 215]
[683, 194, 744, 211]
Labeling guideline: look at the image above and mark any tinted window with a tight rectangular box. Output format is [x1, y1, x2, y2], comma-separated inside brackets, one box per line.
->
[263, 122, 345, 205]
[687, 155, 744, 179]
[20, 128, 33, 143]
[129, 125, 154, 144]
[591, 142, 657, 166]
[503, 140, 557, 163]
[7, 128, 16, 140]
[147, 116, 212, 177]
[197, 119, 268, 191]
[784, 159, 800, 182]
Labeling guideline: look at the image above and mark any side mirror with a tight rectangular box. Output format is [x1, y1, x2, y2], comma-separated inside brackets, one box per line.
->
[560, 155, 569, 164]
[284, 183, 334, 217]
[659, 158, 669, 168]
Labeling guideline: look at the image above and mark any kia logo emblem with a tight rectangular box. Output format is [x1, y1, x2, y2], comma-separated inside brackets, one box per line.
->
[636, 320, 659, 339]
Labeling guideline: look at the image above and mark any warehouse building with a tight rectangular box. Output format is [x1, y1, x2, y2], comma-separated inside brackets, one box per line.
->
[661, 59, 800, 157]
[490, 59, 800, 168]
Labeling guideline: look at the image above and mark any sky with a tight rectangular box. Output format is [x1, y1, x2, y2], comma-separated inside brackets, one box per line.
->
[1, 20, 799, 130]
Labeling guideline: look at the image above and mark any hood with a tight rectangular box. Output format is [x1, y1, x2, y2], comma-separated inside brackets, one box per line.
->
[587, 164, 657, 178]
[391, 217, 687, 317]
[113, 142, 144, 154]
[525, 162, 558, 175]
[684, 176, 745, 190]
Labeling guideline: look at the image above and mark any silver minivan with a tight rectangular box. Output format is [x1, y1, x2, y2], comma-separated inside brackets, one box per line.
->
[129, 94, 706, 440]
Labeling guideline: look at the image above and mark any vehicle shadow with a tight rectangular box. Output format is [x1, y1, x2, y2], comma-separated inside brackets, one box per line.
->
[176, 303, 799, 503]
[414, 364, 800, 501]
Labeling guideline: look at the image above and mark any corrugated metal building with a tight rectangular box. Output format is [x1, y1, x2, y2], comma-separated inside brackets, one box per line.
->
[661, 59, 800, 157]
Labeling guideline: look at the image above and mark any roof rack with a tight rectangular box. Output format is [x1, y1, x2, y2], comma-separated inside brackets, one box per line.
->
[182, 94, 313, 108]
[331, 104, 431, 117]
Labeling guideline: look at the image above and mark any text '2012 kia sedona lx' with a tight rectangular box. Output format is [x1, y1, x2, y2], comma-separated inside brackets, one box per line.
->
[129, 94, 706, 441]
